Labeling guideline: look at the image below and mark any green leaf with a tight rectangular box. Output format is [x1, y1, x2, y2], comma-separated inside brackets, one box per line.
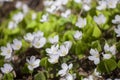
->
[92, 26, 101, 38]
[117, 60, 120, 68]
[34, 72, 46, 80]
[27, 21, 37, 29]
[3, 73, 14, 80]
[97, 59, 117, 73]
[40, 57, 48, 68]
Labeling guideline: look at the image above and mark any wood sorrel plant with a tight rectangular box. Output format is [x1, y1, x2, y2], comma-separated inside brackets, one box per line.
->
[0, 0, 120, 79]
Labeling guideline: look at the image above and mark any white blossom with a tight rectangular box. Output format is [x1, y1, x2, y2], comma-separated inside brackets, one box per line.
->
[94, 14, 106, 25]
[73, 30, 82, 40]
[11, 39, 22, 50]
[103, 53, 112, 59]
[106, 0, 118, 9]
[59, 45, 69, 57]
[48, 35, 59, 44]
[61, 9, 71, 18]
[1, 43, 12, 59]
[88, 49, 100, 65]
[12, 12, 24, 24]
[104, 43, 116, 55]
[63, 41, 72, 50]
[24, 33, 34, 42]
[115, 25, 120, 37]
[1, 63, 13, 74]
[46, 44, 59, 55]
[26, 56, 40, 71]
[40, 14, 48, 22]
[75, 17, 86, 28]
[33, 31, 44, 38]
[96, 0, 107, 10]
[112, 15, 120, 24]
[58, 63, 73, 76]
[83, 4, 91, 11]
[8, 21, 17, 29]
[74, 0, 82, 3]
[32, 37, 46, 49]
[48, 54, 59, 64]
[15, 1, 22, 9]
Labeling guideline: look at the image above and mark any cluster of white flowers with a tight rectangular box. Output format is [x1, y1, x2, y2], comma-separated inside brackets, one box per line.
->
[1, 39, 22, 60]
[46, 41, 72, 64]
[26, 56, 40, 71]
[88, 43, 116, 65]
[0, 38, 22, 74]
[24, 31, 46, 49]
[8, 12, 24, 29]
[8, 1, 29, 30]
[58, 63, 76, 80]
[44, 0, 68, 14]
[96, 0, 119, 10]
[112, 15, 120, 37]
[74, 0, 92, 11]
[15, 1, 29, 14]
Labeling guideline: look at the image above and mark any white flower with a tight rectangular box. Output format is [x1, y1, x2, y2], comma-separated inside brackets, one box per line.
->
[75, 17, 86, 28]
[65, 73, 76, 80]
[59, 45, 69, 57]
[106, 0, 118, 9]
[1, 43, 12, 59]
[48, 35, 59, 44]
[83, 75, 93, 80]
[15, 1, 22, 9]
[88, 49, 100, 65]
[103, 53, 112, 59]
[104, 43, 116, 55]
[63, 41, 72, 50]
[58, 63, 73, 76]
[61, 9, 71, 18]
[74, 30, 82, 40]
[40, 14, 48, 22]
[46, 5, 56, 14]
[112, 15, 120, 24]
[24, 33, 34, 42]
[94, 14, 106, 25]
[12, 12, 24, 24]
[96, 1, 107, 10]
[32, 37, 46, 48]
[8, 21, 17, 29]
[74, 0, 82, 3]
[32, 13, 37, 20]
[46, 44, 59, 55]
[26, 56, 40, 71]
[22, 4, 29, 14]
[1, 63, 13, 74]
[115, 25, 120, 37]
[48, 54, 59, 64]
[93, 68, 101, 77]
[83, 4, 91, 11]
[11, 39, 22, 50]
[33, 31, 44, 38]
